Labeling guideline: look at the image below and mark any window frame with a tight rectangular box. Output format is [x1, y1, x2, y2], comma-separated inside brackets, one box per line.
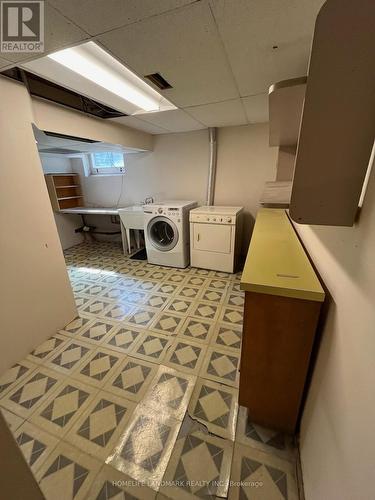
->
[89, 151, 126, 175]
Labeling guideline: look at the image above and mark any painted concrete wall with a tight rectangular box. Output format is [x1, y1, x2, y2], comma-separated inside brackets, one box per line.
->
[293, 157, 375, 500]
[0, 77, 77, 373]
[215, 124, 277, 252]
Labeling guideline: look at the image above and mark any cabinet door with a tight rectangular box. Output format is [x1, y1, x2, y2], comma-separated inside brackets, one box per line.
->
[192, 223, 232, 254]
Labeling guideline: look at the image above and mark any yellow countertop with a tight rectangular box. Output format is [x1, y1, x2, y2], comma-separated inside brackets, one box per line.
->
[241, 208, 325, 302]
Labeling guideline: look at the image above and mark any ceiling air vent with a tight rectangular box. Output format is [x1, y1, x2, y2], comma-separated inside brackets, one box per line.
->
[144, 72, 172, 90]
[43, 131, 98, 143]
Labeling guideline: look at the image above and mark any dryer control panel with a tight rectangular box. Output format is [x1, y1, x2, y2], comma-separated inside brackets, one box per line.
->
[190, 213, 234, 224]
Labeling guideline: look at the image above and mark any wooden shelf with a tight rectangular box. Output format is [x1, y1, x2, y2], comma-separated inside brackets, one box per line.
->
[260, 181, 292, 206]
[57, 196, 83, 201]
[269, 77, 306, 147]
[45, 173, 84, 211]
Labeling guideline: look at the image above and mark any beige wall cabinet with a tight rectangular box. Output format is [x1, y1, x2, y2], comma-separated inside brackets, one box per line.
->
[290, 0, 375, 226]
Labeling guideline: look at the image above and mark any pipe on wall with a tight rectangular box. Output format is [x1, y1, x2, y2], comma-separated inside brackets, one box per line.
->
[206, 127, 217, 205]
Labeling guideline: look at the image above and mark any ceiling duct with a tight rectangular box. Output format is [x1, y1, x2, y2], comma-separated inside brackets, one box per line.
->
[0, 67, 127, 119]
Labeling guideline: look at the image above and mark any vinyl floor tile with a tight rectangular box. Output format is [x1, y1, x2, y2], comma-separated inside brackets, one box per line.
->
[106, 404, 182, 490]
[66, 390, 135, 460]
[36, 441, 102, 500]
[219, 306, 244, 327]
[87, 464, 157, 499]
[27, 334, 69, 365]
[103, 325, 144, 354]
[78, 320, 117, 346]
[188, 378, 238, 440]
[236, 406, 297, 463]
[71, 346, 122, 389]
[29, 378, 98, 440]
[0, 359, 37, 398]
[199, 346, 240, 388]
[229, 443, 298, 500]
[178, 317, 215, 344]
[15, 421, 59, 473]
[59, 316, 92, 336]
[0, 367, 64, 420]
[210, 323, 242, 353]
[140, 365, 196, 421]
[1, 407, 24, 432]
[154, 282, 181, 296]
[131, 332, 172, 363]
[163, 338, 207, 375]
[190, 301, 220, 322]
[125, 306, 159, 329]
[46, 339, 95, 374]
[104, 356, 158, 402]
[150, 312, 185, 337]
[160, 414, 234, 500]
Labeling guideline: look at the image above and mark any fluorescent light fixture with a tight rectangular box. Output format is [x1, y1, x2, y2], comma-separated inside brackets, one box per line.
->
[46, 41, 176, 113]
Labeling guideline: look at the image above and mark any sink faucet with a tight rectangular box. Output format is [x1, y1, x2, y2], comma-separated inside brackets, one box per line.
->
[144, 197, 154, 205]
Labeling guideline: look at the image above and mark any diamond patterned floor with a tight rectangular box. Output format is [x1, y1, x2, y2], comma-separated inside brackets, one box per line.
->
[0, 241, 298, 499]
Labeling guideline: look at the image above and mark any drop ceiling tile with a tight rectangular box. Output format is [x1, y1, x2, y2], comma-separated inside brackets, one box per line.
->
[241, 93, 269, 123]
[185, 99, 247, 127]
[111, 116, 169, 135]
[98, 2, 239, 108]
[138, 109, 205, 133]
[3, 3, 88, 63]
[210, 0, 325, 96]
[48, 0, 195, 36]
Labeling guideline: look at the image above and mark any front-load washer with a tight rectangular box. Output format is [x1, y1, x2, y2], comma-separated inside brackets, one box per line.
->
[144, 201, 198, 268]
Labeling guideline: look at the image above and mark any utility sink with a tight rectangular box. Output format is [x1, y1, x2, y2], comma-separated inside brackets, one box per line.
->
[118, 205, 144, 230]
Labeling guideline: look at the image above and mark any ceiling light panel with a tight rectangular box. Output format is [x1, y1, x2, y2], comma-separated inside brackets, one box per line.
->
[22, 41, 176, 115]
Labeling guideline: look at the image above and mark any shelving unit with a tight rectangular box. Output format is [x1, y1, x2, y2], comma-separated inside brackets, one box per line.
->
[44, 173, 84, 211]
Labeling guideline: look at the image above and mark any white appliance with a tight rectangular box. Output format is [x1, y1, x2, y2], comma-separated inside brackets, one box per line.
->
[144, 201, 198, 268]
[190, 206, 243, 273]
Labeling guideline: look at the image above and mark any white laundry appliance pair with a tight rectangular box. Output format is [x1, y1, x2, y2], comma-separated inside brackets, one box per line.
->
[143, 201, 197, 268]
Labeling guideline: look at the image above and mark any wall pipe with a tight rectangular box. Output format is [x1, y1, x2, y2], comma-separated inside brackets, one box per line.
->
[206, 127, 217, 205]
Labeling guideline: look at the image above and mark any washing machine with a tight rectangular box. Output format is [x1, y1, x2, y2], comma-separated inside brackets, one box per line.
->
[190, 206, 243, 273]
[144, 201, 198, 268]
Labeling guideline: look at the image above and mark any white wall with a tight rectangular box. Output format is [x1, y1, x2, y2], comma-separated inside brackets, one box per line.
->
[74, 124, 276, 252]
[0, 77, 77, 373]
[293, 159, 375, 500]
[40, 154, 84, 250]
[215, 124, 277, 252]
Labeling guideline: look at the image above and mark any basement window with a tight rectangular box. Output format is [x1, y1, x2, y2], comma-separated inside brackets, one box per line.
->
[90, 152, 125, 175]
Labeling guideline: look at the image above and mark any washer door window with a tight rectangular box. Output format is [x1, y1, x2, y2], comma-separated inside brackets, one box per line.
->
[147, 216, 179, 252]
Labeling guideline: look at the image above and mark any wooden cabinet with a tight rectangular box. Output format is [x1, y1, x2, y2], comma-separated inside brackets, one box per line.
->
[45, 173, 83, 211]
[240, 209, 325, 433]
